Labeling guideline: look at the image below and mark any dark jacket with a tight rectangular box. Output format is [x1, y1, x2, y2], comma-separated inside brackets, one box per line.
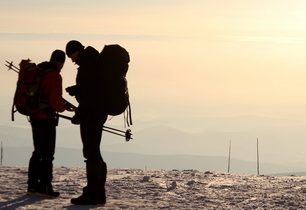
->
[74, 46, 106, 120]
[30, 62, 66, 119]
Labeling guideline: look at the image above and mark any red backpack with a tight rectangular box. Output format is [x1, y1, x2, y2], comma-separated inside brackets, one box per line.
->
[11, 60, 45, 120]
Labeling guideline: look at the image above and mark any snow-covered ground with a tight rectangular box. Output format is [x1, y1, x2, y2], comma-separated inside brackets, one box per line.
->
[0, 167, 306, 209]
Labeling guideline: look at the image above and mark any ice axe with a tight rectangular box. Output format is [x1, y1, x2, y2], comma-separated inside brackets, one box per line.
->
[57, 113, 133, 142]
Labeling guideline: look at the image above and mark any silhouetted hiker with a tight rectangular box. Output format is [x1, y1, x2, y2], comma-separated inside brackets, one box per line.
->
[27, 50, 73, 197]
[65, 40, 108, 205]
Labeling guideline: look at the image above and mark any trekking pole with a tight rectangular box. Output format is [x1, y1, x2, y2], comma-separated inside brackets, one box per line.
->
[5, 61, 19, 73]
[63, 98, 77, 111]
[57, 114, 133, 141]
[101, 127, 132, 142]
[102, 125, 132, 141]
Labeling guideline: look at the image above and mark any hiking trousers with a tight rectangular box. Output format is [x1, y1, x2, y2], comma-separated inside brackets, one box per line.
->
[80, 114, 107, 197]
[28, 118, 57, 188]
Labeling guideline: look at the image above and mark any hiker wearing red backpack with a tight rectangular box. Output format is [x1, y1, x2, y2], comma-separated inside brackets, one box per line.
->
[65, 40, 108, 205]
[27, 50, 73, 197]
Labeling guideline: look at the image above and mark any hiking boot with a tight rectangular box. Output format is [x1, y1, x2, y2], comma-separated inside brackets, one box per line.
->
[27, 182, 40, 195]
[71, 193, 106, 205]
[37, 184, 60, 197]
[27, 186, 38, 195]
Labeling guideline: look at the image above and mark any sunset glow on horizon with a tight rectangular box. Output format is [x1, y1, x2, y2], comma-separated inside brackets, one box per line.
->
[2, 1, 306, 166]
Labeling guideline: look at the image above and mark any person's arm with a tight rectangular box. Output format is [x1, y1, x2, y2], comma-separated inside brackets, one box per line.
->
[47, 72, 66, 112]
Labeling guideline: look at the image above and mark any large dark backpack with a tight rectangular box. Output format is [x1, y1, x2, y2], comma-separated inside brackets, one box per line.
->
[99, 44, 132, 126]
[11, 60, 45, 120]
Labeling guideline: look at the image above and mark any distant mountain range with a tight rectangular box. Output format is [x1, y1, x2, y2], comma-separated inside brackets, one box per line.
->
[2, 119, 306, 175]
[1, 146, 304, 175]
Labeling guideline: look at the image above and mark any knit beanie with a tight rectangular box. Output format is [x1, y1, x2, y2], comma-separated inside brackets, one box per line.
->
[65, 40, 84, 57]
[50, 49, 66, 63]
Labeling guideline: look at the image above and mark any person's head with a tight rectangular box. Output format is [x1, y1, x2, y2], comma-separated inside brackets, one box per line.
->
[65, 40, 84, 63]
[50, 49, 66, 71]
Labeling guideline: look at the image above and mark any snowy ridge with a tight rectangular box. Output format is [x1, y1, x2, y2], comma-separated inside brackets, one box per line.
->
[0, 167, 306, 209]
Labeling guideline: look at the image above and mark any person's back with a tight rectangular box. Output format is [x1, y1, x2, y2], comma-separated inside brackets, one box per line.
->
[30, 61, 66, 119]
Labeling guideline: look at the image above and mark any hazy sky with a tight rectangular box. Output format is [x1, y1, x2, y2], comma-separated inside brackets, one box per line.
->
[1, 1, 306, 163]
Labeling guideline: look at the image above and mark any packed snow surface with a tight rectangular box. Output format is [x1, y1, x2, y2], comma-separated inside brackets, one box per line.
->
[1, 167, 306, 209]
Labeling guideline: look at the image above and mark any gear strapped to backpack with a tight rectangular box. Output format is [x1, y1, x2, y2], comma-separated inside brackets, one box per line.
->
[99, 44, 132, 126]
[11, 59, 46, 121]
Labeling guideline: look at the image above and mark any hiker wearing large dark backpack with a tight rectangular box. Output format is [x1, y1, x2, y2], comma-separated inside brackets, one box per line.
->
[27, 50, 73, 197]
[65, 40, 108, 205]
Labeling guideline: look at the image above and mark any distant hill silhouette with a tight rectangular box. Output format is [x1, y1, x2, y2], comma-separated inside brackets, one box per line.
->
[1, 146, 301, 175]
[2, 122, 306, 175]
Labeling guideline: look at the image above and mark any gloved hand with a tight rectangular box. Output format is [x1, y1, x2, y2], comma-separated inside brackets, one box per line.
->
[71, 114, 80, 125]
[66, 104, 76, 112]
[71, 108, 80, 124]
[64, 99, 76, 112]
[66, 85, 77, 96]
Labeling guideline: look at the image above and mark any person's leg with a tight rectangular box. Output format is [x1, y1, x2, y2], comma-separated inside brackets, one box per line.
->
[39, 119, 59, 197]
[29, 118, 59, 196]
[28, 119, 44, 193]
[71, 116, 107, 205]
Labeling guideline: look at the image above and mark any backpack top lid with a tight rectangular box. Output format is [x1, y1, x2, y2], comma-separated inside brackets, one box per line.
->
[100, 44, 130, 78]
[100, 44, 130, 64]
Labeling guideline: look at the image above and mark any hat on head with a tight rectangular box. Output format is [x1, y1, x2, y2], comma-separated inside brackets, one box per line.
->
[66, 40, 84, 57]
[50, 49, 66, 63]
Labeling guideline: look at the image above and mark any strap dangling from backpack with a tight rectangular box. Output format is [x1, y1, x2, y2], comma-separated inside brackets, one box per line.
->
[11, 103, 16, 121]
[123, 102, 132, 128]
[127, 101, 132, 126]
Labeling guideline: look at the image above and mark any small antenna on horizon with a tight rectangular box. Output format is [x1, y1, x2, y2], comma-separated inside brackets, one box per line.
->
[227, 140, 231, 173]
[257, 138, 260, 176]
[0, 141, 3, 166]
